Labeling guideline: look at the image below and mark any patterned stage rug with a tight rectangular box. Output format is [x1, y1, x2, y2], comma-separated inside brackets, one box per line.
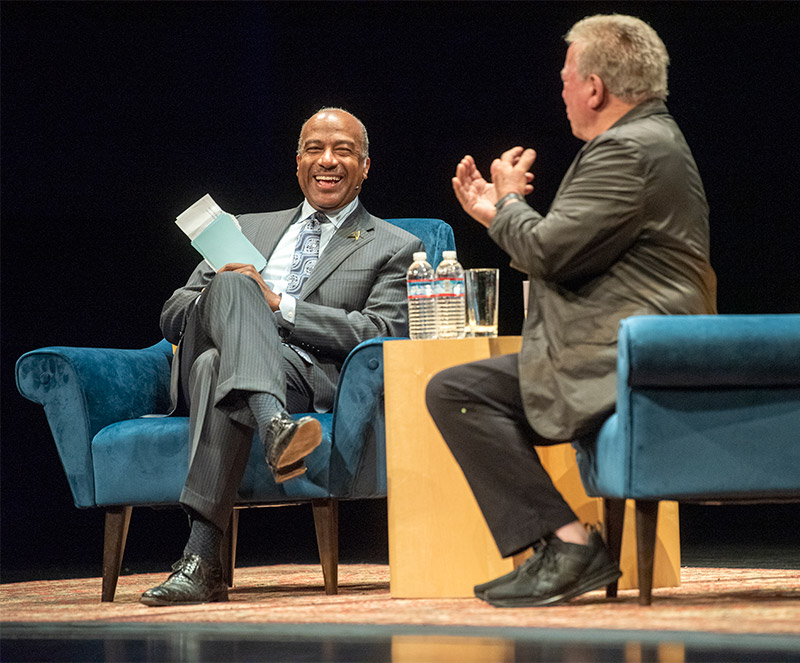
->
[1, 565, 798, 635]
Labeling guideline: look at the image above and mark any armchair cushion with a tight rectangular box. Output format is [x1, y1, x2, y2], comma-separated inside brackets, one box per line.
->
[92, 415, 333, 507]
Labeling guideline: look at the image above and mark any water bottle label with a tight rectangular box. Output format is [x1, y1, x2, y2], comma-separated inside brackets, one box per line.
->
[435, 277, 464, 297]
[408, 279, 434, 299]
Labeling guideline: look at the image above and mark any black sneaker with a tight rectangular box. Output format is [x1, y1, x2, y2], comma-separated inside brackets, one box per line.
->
[482, 529, 621, 607]
[474, 539, 546, 599]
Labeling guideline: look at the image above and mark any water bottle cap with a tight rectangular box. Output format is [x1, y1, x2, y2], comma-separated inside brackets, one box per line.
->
[413, 252, 427, 261]
[442, 250, 457, 260]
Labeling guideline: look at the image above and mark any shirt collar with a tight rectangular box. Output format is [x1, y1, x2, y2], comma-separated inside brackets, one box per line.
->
[300, 197, 360, 230]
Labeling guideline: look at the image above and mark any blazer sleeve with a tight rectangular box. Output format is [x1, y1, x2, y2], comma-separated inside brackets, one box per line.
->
[159, 260, 215, 344]
[489, 135, 646, 284]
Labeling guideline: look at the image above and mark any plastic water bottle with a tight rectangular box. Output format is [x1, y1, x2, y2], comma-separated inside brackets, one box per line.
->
[407, 251, 437, 340]
[435, 250, 466, 339]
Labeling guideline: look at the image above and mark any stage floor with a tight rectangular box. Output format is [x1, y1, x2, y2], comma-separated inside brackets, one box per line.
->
[2, 563, 799, 662]
[4, 620, 800, 663]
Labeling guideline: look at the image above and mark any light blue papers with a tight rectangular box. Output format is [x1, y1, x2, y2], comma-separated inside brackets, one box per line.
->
[176, 194, 266, 272]
[189, 213, 266, 272]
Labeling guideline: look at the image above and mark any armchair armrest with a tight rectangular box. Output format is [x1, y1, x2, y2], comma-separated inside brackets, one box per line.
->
[15, 340, 173, 507]
[619, 314, 800, 389]
[328, 337, 403, 498]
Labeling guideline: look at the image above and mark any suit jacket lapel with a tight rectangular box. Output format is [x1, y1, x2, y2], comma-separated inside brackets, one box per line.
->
[300, 203, 375, 299]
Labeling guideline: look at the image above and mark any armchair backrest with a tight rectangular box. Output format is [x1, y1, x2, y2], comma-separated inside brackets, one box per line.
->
[386, 218, 456, 269]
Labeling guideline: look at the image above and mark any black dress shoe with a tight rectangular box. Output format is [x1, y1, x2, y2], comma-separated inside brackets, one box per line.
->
[482, 529, 621, 607]
[262, 412, 322, 483]
[140, 554, 228, 606]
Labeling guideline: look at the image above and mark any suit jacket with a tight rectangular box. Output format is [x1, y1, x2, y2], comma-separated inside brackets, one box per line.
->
[489, 100, 717, 440]
[160, 202, 423, 411]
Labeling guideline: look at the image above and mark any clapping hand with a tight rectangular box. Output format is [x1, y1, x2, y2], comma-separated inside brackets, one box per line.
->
[452, 147, 536, 227]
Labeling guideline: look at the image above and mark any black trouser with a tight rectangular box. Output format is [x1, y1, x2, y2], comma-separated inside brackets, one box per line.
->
[425, 353, 577, 558]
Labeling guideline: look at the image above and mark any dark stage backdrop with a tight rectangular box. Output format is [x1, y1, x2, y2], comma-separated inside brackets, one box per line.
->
[2, 2, 798, 581]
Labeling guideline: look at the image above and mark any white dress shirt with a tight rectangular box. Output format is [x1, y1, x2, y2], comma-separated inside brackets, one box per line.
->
[262, 197, 360, 324]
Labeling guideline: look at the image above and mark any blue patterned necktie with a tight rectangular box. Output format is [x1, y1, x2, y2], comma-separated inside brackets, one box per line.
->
[285, 211, 327, 296]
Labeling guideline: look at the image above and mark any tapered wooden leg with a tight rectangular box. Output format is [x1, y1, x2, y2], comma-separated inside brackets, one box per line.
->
[220, 509, 239, 587]
[635, 500, 659, 606]
[102, 505, 132, 602]
[603, 498, 626, 598]
[312, 498, 339, 595]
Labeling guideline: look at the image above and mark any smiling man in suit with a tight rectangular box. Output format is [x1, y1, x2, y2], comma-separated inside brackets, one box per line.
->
[141, 108, 423, 606]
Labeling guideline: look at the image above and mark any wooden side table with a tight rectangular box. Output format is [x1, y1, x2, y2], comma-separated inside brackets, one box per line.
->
[384, 337, 680, 598]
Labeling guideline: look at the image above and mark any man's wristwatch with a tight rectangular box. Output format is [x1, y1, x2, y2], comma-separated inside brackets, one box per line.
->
[495, 192, 525, 210]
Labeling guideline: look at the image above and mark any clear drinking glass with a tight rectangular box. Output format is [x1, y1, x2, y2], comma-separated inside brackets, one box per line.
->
[465, 268, 499, 337]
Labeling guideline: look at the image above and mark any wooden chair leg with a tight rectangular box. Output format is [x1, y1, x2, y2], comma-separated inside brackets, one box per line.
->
[220, 509, 239, 587]
[635, 500, 659, 606]
[102, 505, 132, 602]
[311, 498, 339, 595]
[603, 497, 626, 598]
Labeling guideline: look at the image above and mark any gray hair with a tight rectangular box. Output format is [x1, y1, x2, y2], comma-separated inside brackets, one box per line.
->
[565, 14, 669, 104]
[297, 107, 370, 163]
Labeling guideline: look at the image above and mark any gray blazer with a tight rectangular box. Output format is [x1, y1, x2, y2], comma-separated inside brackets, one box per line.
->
[489, 100, 717, 440]
[161, 202, 423, 408]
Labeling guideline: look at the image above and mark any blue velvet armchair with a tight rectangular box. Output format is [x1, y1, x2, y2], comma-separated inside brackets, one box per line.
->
[15, 217, 455, 602]
[574, 314, 800, 605]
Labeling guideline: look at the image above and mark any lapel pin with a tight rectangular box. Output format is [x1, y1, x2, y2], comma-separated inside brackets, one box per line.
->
[348, 230, 362, 241]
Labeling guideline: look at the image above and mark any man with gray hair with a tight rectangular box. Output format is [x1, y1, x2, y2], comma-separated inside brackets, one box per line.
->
[427, 15, 716, 607]
[141, 107, 422, 606]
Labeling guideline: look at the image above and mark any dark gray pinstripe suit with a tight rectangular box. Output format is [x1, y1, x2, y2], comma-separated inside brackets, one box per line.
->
[160, 202, 423, 528]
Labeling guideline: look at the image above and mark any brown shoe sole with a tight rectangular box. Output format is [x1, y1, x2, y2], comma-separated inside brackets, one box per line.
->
[273, 459, 308, 484]
[275, 417, 322, 467]
[269, 417, 322, 483]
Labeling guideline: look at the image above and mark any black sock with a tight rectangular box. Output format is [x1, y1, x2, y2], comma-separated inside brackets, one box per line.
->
[248, 392, 282, 426]
[248, 392, 284, 444]
[184, 515, 224, 567]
